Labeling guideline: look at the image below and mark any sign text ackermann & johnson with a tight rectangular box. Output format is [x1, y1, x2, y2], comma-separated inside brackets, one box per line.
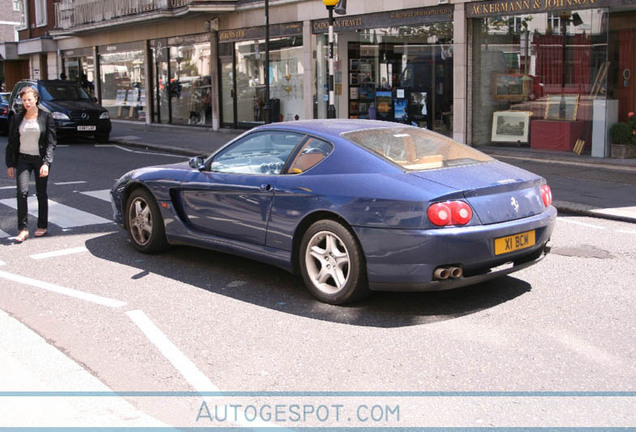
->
[468, 0, 606, 17]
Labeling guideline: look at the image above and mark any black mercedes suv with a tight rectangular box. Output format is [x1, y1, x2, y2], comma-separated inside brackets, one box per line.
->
[8, 79, 111, 143]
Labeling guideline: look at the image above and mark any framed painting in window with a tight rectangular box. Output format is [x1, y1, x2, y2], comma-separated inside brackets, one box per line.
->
[491, 111, 531, 143]
[493, 73, 531, 101]
[544, 94, 579, 121]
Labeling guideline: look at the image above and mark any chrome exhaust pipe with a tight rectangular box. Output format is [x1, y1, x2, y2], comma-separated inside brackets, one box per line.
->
[450, 266, 463, 279]
[433, 267, 451, 280]
[544, 241, 552, 254]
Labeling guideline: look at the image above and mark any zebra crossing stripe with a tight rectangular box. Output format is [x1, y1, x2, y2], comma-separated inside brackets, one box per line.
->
[0, 198, 112, 228]
[80, 189, 112, 202]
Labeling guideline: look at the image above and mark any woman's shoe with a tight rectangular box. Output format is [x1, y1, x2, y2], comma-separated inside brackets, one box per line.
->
[35, 228, 47, 237]
[15, 230, 29, 243]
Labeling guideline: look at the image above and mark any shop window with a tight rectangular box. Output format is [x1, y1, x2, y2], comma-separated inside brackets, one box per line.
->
[340, 23, 453, 136]
[100, 45, 146, 121]
[470, 9, 609, 153]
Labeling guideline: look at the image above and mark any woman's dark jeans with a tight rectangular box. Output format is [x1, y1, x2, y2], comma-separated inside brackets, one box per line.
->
[15, 154, 49, 231]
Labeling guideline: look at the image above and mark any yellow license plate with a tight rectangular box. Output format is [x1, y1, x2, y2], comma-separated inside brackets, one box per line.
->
[494, 230, 536, 255]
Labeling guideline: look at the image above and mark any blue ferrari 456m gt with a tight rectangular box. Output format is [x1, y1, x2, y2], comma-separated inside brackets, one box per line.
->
[111, 120, 556, 304]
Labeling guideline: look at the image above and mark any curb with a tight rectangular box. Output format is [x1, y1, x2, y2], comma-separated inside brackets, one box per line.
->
[553, 200, 636, 224]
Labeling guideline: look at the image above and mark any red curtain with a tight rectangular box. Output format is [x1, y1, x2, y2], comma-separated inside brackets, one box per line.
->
[535, 34, 590, 93]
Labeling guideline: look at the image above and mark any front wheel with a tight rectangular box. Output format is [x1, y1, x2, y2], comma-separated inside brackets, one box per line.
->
[125, 188, 168, 253]
[299, 220, 369, 304]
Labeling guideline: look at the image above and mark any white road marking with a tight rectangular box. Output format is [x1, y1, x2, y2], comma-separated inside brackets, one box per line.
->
[80, 189, 111, 202]
[0, 229, 9, 239]
[0, 261, 5, 266]
[126, 310, 280, 428]
[126, 310, 219, 393]
[0, 270, 126, 308]
[0, 197, 112, 228]
[616, 229, 636, 235]
[0, 186, 15, 190]
[558, 218, 606, 229]
[31, 246, 89, 260]
[55, 181, 87, 186]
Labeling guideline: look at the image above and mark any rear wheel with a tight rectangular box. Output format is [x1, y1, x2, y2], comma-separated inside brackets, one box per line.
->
[125, 188, 168, 253]
[299, 220, 369, 304]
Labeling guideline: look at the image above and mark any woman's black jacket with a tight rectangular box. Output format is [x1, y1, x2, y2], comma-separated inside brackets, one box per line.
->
[5, 108, 57, 168]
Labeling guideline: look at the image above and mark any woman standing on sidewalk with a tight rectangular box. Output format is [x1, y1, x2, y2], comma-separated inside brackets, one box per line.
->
[5, 86, 57, 243]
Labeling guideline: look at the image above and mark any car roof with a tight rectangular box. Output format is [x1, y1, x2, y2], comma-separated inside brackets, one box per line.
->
[256, 119, 406, 140]
[17, 79, 80, 86]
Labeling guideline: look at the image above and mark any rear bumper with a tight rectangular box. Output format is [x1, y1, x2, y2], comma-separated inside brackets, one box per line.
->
[368, 247, 548, 291]
[354, 206, 557, 292]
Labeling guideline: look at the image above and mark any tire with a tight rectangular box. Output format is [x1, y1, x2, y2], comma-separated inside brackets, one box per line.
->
[125, 188, 168, 253]
[95, 133, 109, 144]
[299, 220, 369, 304]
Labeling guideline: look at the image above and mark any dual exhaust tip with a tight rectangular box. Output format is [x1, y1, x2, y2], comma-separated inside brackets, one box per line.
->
[433, 266, 463, 281]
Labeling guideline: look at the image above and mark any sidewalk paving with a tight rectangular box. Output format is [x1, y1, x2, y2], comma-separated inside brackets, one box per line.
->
[0, 309, 167, 428]
[109, 120, 636, 224]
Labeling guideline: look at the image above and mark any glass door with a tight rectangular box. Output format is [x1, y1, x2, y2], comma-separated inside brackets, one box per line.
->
[220, 51, 236, 127]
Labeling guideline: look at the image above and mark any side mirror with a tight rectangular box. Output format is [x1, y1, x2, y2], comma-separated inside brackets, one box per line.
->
[189, 155, 206, 170]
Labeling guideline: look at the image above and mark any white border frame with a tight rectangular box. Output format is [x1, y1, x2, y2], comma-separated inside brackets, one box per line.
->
[491, 111, 532, 143]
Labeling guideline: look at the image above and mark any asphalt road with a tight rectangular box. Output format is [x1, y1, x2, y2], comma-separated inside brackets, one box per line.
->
[0, 139, 634, 428]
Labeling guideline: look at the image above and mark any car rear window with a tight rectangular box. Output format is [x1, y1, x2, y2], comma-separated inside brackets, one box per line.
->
[342, 126, 493, 171]
[39, 84, 92, 101]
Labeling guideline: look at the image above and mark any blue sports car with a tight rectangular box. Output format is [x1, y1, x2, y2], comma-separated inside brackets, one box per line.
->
[111, 120, 556, 304]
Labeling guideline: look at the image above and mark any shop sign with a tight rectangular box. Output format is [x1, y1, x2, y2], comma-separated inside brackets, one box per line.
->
[63, 47, 93, 58]
[219, 22, 302, 43]
[312, 5, 453, 34]
[467, 0, 635, 18]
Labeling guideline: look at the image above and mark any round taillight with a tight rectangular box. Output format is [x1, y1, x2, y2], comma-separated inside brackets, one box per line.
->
[449, 201, 473, 225]
[427, 203, 452, 226]
[428, 201, 473, 227]
[541, 185, 552, 207]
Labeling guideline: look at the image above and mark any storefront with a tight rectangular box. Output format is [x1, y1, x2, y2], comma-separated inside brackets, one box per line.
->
[98, 41, 146, 121]
[312, 6, 454, 136]
[218, 23, 304, 128]
[61, 47, 95, 92]
[151, 33, 213, 126]
[467, 0, 626, 156]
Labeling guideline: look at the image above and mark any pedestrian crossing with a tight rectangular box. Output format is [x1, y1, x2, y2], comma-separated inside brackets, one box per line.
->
[0, 189, 114, 238]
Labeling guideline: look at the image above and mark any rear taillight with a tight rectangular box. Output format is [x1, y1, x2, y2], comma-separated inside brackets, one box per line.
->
[541, 185, 552, 207]
[427, 201, 473, 227]
[0, 107, 7, 116]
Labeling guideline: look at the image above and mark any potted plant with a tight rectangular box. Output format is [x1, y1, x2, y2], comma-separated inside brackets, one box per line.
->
[609, 112, 636, 159]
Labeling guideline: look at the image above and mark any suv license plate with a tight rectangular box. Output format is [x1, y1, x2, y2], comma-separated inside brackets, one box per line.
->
[78, 125, 96, 131]
[494, 230, 536, 255]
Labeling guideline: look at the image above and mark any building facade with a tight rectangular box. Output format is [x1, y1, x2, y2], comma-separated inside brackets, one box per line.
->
[0, 0, 27, 88]
[6, 0, 636, 158]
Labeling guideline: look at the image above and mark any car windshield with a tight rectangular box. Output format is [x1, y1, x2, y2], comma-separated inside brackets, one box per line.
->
[342, 126, 493, 171]
[39, 84, 92, 101]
